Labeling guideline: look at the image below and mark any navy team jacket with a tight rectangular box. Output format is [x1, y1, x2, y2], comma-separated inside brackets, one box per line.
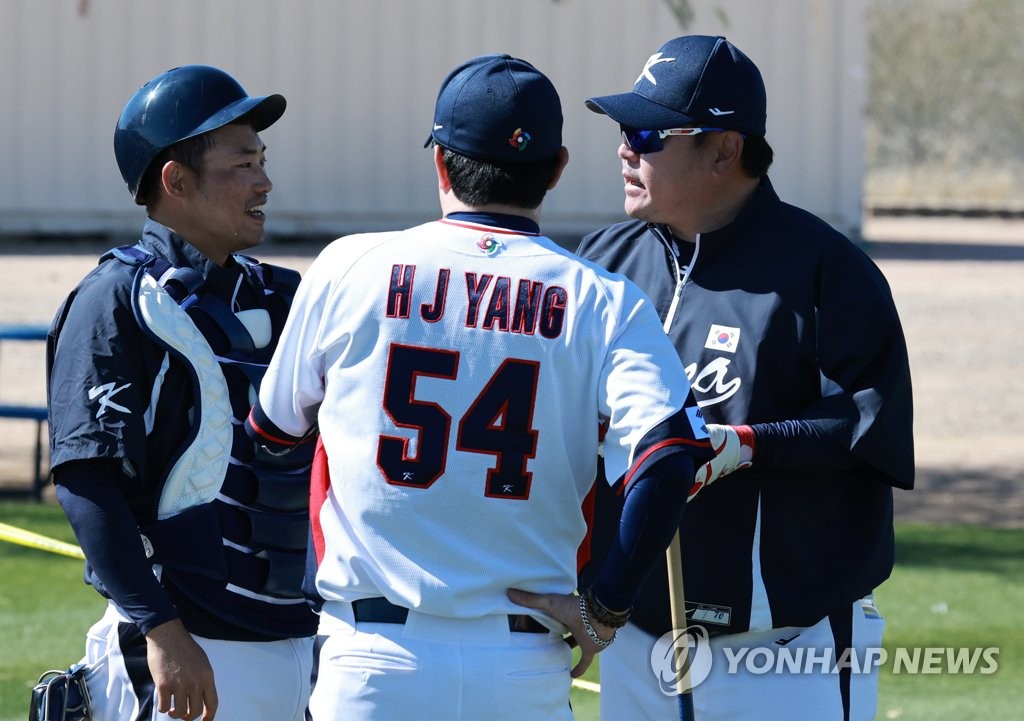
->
[577, 177, 914, 637]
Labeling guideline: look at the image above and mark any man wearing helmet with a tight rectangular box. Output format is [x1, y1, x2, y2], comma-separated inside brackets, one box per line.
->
[46, 66, 317, 721]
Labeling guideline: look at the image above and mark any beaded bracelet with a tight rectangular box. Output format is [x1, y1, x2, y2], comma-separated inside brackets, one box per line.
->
[578, 594, 615, 648]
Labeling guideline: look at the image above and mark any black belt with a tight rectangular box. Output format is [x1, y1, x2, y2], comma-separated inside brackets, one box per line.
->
[351, 597, 548, 634]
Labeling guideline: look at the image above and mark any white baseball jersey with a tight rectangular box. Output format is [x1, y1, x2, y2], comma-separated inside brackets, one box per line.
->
[256, 217, 707, 619]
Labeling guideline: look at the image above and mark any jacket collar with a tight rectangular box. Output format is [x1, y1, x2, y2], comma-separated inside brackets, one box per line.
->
[138, 218, 242, 281]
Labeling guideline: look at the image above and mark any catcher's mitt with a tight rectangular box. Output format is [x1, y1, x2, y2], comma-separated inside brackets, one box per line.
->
[29, 664, 91, 721]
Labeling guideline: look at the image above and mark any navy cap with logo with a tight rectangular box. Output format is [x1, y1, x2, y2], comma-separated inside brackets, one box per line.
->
[585, 35, 766, 137]
[426, 53, 563, 163]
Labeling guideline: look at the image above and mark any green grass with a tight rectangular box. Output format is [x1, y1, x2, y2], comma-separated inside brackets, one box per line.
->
[569, 658, 601, 719]
[2, 503, 1020, 720]
[873, 523, 1023, 721]
[0, 500, 104, 720]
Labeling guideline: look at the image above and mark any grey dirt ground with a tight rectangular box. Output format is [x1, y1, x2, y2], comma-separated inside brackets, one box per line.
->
[0, 216, 1020, 526]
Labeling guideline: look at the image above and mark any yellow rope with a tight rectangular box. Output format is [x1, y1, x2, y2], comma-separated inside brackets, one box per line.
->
[0, 521, 85, 559]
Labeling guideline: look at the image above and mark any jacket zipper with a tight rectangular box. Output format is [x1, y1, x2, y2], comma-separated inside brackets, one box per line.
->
[660, 230, 700, 333]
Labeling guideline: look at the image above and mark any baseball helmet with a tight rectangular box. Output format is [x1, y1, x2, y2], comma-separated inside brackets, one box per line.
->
[114, 65, 286, 202]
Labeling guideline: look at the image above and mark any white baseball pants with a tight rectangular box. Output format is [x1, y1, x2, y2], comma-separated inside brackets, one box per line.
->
[77, 602, 313, 721]
[308, 601, 574, 721]
[598, 597, 885, 721]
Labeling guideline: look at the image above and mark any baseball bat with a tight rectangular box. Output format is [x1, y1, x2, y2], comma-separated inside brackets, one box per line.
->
[0, 521, 85, 559]
[666, 530, 696, 720]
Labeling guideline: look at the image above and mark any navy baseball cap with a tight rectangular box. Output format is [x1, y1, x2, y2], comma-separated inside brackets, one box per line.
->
[585, 35, 766, 137]
[426, 53, 563, 163]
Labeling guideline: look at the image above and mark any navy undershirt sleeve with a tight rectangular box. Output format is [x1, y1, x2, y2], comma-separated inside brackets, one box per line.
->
[750, 418, 862, 471]
[54, 459, 179, 635]
[591, 451, 695, 611]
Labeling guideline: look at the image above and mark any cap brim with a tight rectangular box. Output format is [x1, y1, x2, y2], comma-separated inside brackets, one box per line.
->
[188, 94, 287, 141]
[241, 94, 287, 131]
[585, 92, 696, 130]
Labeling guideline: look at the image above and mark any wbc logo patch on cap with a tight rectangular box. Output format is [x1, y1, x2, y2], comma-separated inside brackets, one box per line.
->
[508, 128, 531, 151]
[704, 324, 740, 353]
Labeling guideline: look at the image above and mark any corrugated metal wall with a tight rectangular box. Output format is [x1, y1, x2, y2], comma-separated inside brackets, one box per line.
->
[0, 0, 866, 240]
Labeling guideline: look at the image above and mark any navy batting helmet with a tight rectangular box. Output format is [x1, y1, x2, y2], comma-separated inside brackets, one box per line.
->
[114, 65, 286, 203]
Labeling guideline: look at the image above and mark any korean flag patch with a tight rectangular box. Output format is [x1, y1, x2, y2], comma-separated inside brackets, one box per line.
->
[704, 324, 740, 353]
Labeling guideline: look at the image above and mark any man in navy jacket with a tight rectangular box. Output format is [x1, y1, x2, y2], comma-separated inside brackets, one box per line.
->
[577, 35, 914, 721]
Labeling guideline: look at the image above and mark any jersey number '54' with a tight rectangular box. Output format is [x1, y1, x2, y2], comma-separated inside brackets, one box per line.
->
[378, 343, 540, 500]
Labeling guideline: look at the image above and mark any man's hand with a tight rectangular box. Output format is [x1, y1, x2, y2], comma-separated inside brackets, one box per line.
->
[689, 424, 755, 502]
[145, 619, 218, 721]
[507, 589, 616, 678]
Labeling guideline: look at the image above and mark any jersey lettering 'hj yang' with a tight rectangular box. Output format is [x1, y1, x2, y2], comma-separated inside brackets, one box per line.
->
[249, 216, 710, 620]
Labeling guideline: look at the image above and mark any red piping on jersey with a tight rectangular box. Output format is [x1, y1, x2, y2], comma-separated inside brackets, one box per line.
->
[310, 438, 330, 565]
[619, 437, 711, 495]
[246, 410, 296, 447]
[577, 482, 597, 573]
[438, 218, 540, 236]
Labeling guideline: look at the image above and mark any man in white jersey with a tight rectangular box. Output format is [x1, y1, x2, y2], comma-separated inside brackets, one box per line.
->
[247, 53, 714, 721]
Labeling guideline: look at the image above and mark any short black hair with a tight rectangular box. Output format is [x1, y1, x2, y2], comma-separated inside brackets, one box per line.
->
[135, 133, 215, 208]
[440, 145, 561, 210]
[740, 136, 774, 178]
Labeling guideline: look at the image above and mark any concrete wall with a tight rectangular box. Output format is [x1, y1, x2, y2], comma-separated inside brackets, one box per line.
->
[0, 0, 867, 241]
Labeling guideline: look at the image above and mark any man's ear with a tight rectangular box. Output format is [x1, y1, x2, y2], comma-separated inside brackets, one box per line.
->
[433, 145, 452, 192]
[712, 131, 744, 171]
[547, 146, 570, 190]
[160, 160, 189, 198]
